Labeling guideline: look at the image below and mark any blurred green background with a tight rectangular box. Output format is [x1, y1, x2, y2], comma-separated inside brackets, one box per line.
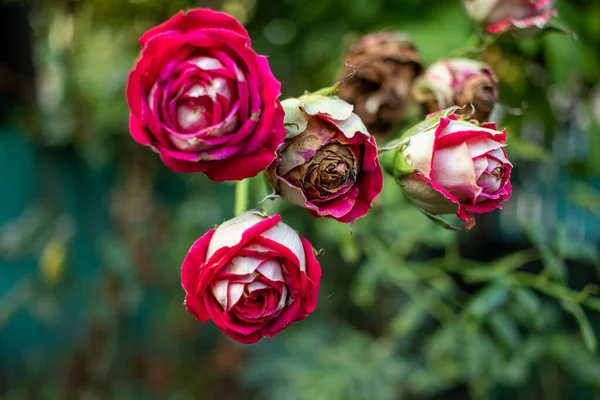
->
[1, 0, 600, 399]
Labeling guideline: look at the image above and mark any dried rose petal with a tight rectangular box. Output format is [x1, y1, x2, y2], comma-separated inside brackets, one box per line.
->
[267, 95, 383, 223]
[413, 58, 499, 123]
[337, 31, 423, 137]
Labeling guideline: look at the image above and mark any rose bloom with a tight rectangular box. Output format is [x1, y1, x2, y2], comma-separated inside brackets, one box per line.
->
[181, 211, 321, 344]
[413, 58, 499, 123]
[126, 9, 285, 181]
[390, 113, 512, 229]
[463, 0, 558, 34]
[266, 95, 383, 223]
[337, 31, 423, 136]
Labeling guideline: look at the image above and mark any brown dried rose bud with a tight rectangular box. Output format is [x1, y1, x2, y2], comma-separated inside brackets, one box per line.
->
[412, 58, 499, 122]
[281, 139, 357, 201]
[266, 94, 383, 223]
[337, 31, 423, 137]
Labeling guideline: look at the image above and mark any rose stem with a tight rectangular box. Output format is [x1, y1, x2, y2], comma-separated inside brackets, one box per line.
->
[234, 179, 250, 216]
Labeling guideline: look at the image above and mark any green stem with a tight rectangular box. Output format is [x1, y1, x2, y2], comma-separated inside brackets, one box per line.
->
[309, 70, 357, 97]
[310, 86, 338, 97]
[234, 179, 250, 216]
[510, 272, 600, 312]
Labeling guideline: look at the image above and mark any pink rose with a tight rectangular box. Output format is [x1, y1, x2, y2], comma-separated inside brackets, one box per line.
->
[413, 58, 499, 123]
[463, 0, 558, 34]
[181, 211, 321, 344]
[381, 111, 512, 229]
[126, 9, 285, 182]
[266, 94, 384, 223]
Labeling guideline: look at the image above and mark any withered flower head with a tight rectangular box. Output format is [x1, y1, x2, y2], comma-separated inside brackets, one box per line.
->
[412, 58, 499, 122]
[267, 94, 383, 223]
[279, 134, 357, 200]
[463, 0, 558, 35]
[337, 31, 423, 137]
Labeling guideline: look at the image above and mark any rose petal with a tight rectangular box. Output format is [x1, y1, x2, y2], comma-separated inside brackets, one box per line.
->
[139, 8, 251, 48]
[465, 136, 506, 159]
[222, 256, 265, 276]
[472, 156, 489, 180]
[327, 112, 370, 139]
[431, 143, 481, 203]
[247, 281, 269, 292]
[282, 98, 308, 138]
[181, 229, 216, 322]
[300, 95, 354, 121]
[211, 279, 230, 309]
[277, 286, 289, 310]
[335, 135, 383, 223]
[257, 260, 285, 282]
[401, 173, 459, 215]
[129, 113, 152, 145]
[227, 282, 244, 309]
[206, 212, 277, 260]
[297, 237, 321, 318]
[403, 125, 437, 178]
[260, 222, 305, 273]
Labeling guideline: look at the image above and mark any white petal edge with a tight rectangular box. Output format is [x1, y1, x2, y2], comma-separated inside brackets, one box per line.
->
[300, 95, 353, 121]
[257, 260, 285, 282]
[206, 211, 266, 260]
[222, 256, 265, 276]
[260, 221, 306, 273]
[212, 279, 230, 309]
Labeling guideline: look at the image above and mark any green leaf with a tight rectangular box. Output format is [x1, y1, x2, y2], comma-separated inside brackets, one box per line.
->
[526, 227, 567, 280]
[561, 301, 598, 352]
[389, 301, 428, 339]
[462, 249, 539, 282]
[544, 21, 578, 40]
[400, 106, 461, 142]
[488, 311, 521, 349]
[505, 135, 551, 162]
[512, 287, 541, 323]
[555, 226, 600, 270]
[570, 183, 600, 216]
[467, 283, 511, 319]
[379, 142, 416, 178]
[418, 208, 461, 231]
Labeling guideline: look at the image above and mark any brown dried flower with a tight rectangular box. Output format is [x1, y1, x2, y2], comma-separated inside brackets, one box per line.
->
[412, 58, 499, 122]
[337, 31, 423, 137]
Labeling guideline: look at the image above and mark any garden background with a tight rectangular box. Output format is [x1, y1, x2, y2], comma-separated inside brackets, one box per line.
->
[1, 0, 600, 398]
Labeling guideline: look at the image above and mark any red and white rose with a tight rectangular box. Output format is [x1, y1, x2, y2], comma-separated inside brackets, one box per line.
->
[126, 9, 285, 181]
[463, 0, 558, 34]
[181, 211, 321, 343]
[382, 111, 512, 229]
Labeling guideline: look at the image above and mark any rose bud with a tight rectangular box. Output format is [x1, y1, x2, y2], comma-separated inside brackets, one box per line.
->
[266, 94, 384, 223]
[463, 0, 558, 34]
[413, 58, 499, 123]
[126, 9, 285, 182]
[380, 109, 512, 229]
[181, 211, 321, 344]
[337, 31, 423, 136]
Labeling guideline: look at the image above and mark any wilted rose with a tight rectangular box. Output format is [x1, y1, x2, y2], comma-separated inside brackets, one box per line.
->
[181, 211, 321, 344]
[266, 94, 383, 223]
[463, 0, 558, 34]
[338, 31, 423, 136]
[413, 59, 499, 123]
[381, 111, 512, 229]
[126, 8, 285, 181]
